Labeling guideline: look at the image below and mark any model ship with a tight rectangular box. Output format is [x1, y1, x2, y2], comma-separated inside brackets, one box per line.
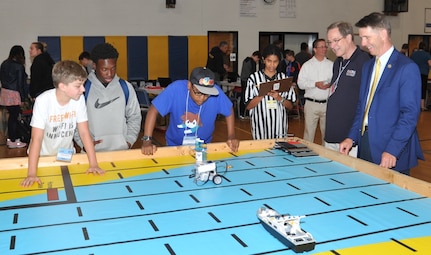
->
[257, 207, 315, 253]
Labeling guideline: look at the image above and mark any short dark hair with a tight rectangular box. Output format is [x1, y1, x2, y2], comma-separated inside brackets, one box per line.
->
[284, 49, 295, 57]
[300, 42, 308, 51]
[90, 43, 119, 63]
[355, 12, 391, 36]
[252, 51, 261, 58]
[273, 39, 283, 48]
[219, 41, 228, 48]
[313, 39, 326, 49]
[79, 51, 91, 60]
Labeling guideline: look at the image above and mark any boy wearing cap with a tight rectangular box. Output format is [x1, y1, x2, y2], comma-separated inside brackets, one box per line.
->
[141, 67, 239, 155]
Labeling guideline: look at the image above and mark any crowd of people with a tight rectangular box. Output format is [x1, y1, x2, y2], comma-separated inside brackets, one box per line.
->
[0, 12, 429, 187]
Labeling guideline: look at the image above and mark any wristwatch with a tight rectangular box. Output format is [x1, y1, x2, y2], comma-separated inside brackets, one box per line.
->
[141, 136, 152, 141]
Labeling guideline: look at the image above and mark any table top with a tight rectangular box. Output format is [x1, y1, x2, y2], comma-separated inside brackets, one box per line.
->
[1, 139, 430, 254]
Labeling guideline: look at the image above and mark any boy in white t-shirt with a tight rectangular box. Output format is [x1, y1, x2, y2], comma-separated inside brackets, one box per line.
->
[21, 60, 105, 187]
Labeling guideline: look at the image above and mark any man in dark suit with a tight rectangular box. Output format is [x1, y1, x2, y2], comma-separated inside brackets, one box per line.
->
[339, 12, 424, 175]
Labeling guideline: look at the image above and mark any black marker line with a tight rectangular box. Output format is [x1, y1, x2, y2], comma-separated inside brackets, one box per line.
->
[391, 238, 417, 252]
[77, 207, 83, 217]
[240, 188, 253, 196]
[314, 196, 331, 206]
[174, 180, 183, 188]
[189, 194, 200, 203]
[136, 200, 144, 210]
[347, 215, 368, 226]
[82, 227, 89, 240]
[148, 220, 159, 231]
[61, 166, 77, 203]
[208, 212, 221, 223]
[164, 243, 176, 255]
[231, 234, 248, 247]
[9, 235, 16, 250]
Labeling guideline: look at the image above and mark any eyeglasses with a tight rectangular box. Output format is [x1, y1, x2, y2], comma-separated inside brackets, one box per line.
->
[191, 86, 209, 97]
[315, 45, 328, 49]
[327, 37, 345, 46]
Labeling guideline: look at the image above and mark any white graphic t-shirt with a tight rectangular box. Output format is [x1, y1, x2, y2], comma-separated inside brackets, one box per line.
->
[30, 89, 87, 156]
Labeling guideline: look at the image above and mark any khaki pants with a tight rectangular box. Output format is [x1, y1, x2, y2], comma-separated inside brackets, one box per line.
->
[303, 100, 326, 144]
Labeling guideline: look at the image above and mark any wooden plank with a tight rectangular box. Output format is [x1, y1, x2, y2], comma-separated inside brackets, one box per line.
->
[295, 137, 431, 199]
[1, 138, 430, 198]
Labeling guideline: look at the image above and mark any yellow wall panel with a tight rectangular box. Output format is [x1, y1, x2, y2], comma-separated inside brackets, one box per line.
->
[147, 36, 169, 80]
[188, 36, 208, 76]
[60, 36, 83, 62]
[105, 36, 128, 80]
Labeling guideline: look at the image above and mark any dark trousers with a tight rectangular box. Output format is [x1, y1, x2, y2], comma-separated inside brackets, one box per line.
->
[6, 105, 21, 141]
[240, 80, 247, 116]
[359, 129, 410, 175]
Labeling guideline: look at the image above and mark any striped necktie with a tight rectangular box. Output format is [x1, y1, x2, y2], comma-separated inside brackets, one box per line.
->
[362, 58, 381, 135]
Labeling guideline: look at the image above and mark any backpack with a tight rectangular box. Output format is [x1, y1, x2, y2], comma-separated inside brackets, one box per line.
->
[84, 79, 129, 105]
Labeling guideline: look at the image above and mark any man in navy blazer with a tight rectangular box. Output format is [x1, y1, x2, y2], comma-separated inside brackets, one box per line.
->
[339, 12, 424, 174]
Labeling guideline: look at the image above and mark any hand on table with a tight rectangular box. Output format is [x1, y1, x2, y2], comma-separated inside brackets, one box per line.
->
[86, 166, 105, 175]
[226, 139, 240, 152]
[141, 141, 158, 155]
[20, 176, 42, 187]
[380, 152, 397, 169]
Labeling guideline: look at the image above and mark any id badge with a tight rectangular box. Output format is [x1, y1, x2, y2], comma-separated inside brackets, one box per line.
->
[57, 148, 73, 162]
[267, 100, 277, 109]
[182, 135, 197, 145]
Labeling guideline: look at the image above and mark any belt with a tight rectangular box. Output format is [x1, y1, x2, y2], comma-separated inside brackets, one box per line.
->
[305, 97, 327, 103]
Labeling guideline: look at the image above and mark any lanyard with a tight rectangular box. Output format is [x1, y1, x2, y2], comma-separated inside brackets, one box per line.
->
[185, 91, 202, 137]
[330, 59, 351, 96]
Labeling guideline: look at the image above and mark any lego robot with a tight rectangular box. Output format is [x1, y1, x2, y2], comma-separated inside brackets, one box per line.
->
[191, 161, 223, 185]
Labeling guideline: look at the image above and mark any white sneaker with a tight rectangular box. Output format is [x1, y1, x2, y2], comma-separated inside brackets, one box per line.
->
[7, 139, 27, 149]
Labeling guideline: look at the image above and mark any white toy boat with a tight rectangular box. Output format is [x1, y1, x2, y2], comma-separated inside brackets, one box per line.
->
[257, 207, 315, 253]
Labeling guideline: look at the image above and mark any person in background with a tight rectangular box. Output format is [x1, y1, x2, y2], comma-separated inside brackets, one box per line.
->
[279, 49, 301, 85]
[78, 51, 94, 74]
[239, 50, 260, 119]
[325, 21, 371, 157]
[29, 42, 55, 98]
[339, 12, 424, 175]
[294, 42, 312, 108]
[297, 39, 333, 144]
[21, 60, 104, 187]
[410, 41, 431, 111]
[141, 67, 239, 155]
[0, 45, 28, 148]
[73, 43, 141, 151]
[206, 41, 229, 82]
[272, 39, 284, 73]
[245, 44, 296, 140]
[295, 42, 312, 66]
[400, 43, 409, 56]
[280, 49, 303, 117]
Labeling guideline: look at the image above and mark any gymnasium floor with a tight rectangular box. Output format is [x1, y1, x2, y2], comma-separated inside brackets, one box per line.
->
[1, 141, 430, 254]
